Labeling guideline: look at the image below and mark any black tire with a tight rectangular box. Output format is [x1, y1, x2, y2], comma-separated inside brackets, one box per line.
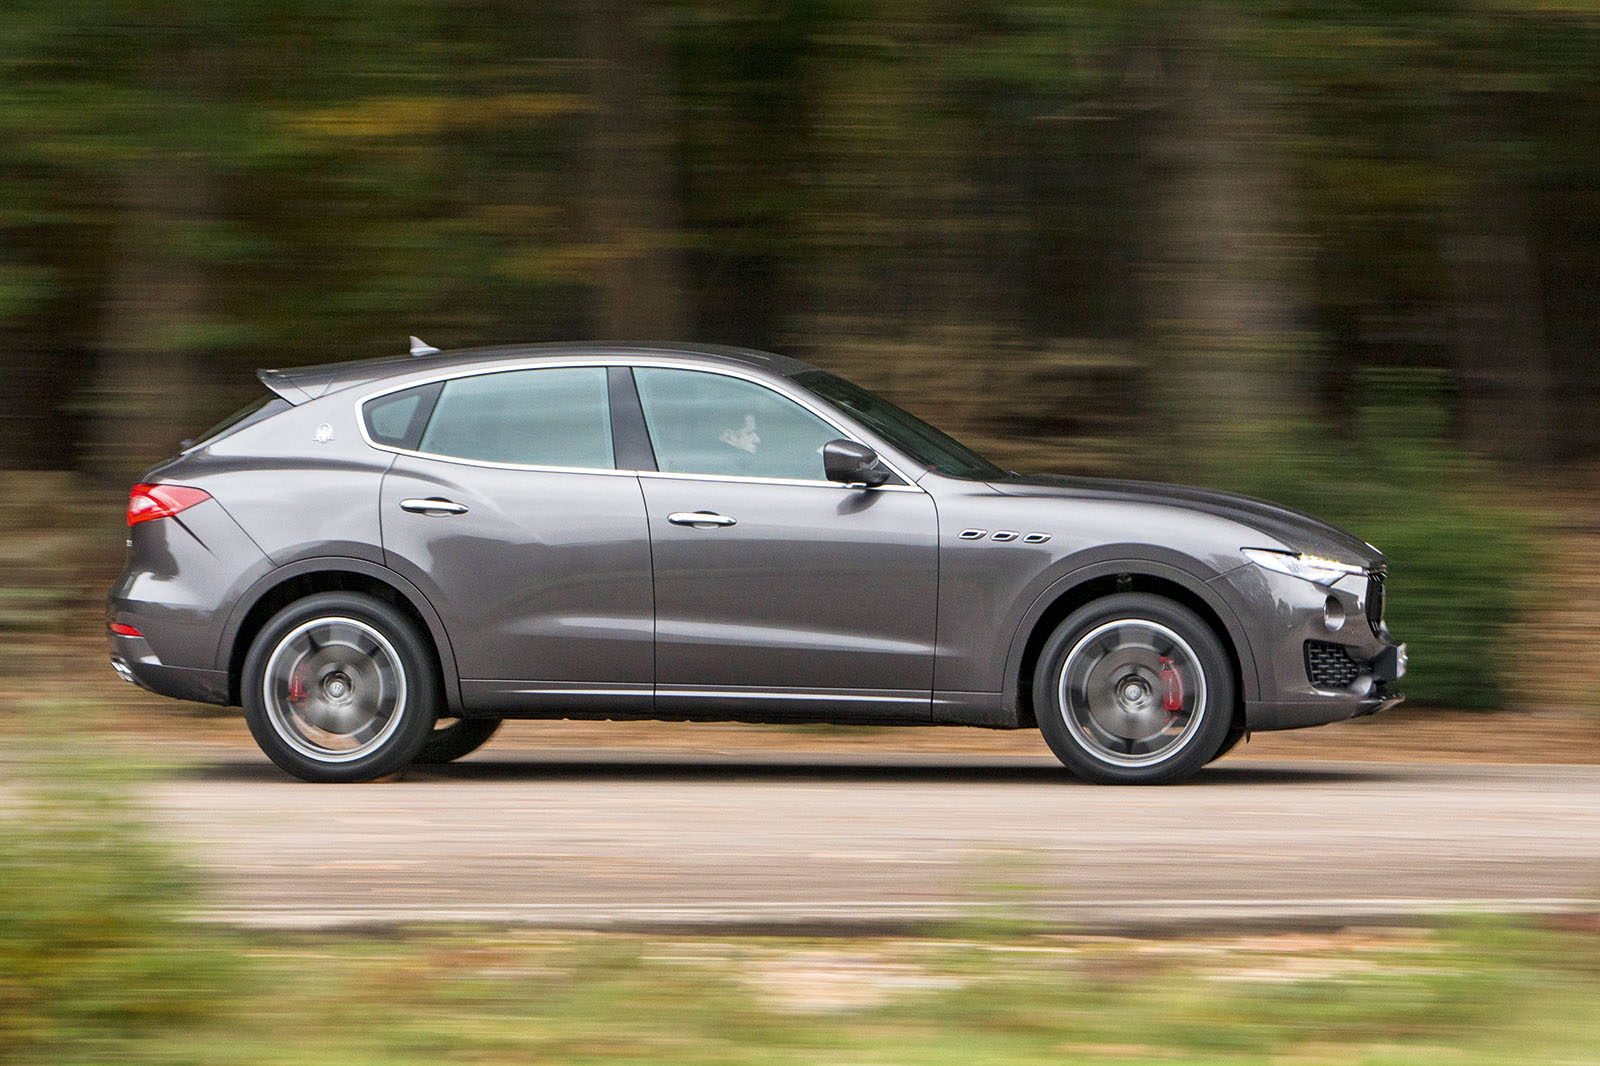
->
[242, 592, 440, 782]
[1209, 725, 1247, 764]
[413, 717, 502, 764]
[1033, 592, 1233, 785]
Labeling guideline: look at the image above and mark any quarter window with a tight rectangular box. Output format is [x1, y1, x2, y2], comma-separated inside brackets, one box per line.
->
[416, 367, 614, 469]
[363, 382, 441, 450]
[633, 368, 839, 481]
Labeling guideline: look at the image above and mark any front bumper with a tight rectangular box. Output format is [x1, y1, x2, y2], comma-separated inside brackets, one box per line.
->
[1210, 561, 1406, 733]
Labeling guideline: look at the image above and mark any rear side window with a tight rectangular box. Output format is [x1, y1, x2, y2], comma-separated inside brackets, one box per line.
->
[416, 367, 615, 469]
[363, 382, 442, 449]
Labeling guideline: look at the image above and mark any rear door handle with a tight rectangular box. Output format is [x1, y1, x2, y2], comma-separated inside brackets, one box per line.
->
[400, 497, 469, 516]
[667, 511, 737, 528]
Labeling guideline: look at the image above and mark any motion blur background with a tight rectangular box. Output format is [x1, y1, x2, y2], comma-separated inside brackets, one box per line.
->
[5, 0, 1600, 710]
[6, 7, 1600, 1064]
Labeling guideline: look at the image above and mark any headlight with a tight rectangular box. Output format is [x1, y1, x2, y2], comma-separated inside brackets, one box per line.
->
[1241, 547, 1366, 586]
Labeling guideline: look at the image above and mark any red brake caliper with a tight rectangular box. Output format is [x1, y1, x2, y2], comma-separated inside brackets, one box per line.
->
[1159, 656, 1185, 713]
[288, 670, 308, 705]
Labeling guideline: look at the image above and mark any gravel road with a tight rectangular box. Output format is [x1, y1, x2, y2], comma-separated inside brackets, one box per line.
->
[149, 751, 1600, 931]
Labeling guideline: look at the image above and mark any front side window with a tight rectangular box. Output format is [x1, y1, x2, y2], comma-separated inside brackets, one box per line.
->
[416, 367, 614, 469]
[633, 368, 839, 481]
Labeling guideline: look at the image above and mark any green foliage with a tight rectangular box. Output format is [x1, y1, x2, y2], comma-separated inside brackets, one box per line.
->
[0, 0, 1594, 702]
[1210, 367, 1539, 708]
[0, 728, 242, 1065]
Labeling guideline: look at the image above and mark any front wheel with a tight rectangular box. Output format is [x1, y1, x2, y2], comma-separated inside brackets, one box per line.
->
[242, 592, 439, 782]
[1033, 593, 1233, 785]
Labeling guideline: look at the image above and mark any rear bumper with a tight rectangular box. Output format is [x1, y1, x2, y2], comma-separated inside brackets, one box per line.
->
[108, 629, 230, 705]
[106, 495, 270, 706]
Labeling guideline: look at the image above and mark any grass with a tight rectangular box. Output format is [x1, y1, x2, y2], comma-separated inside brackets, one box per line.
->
[12, 919, 1596, 1065]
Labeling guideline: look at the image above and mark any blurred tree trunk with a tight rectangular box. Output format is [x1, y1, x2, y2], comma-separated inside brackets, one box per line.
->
[84, 167, 210, 482]
[1142, 9, 1308, 476]
[0, 341, 89, 470]
[575, 0, 688, 340]
[1446, 98, 1553, 465]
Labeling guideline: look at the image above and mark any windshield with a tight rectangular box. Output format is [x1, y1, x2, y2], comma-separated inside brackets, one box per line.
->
[791, 369, 1006, 481]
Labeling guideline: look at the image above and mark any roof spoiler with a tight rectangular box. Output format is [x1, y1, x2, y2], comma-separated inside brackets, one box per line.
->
[256, 367, 317, 405]
[258, 337, 443, 405]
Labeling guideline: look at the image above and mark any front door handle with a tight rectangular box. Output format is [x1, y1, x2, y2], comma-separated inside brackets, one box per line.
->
[400, 497, 469, 516]
[667, 511, 737, 528]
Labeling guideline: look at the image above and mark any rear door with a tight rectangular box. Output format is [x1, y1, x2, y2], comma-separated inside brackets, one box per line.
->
[375, 364, 654, 715]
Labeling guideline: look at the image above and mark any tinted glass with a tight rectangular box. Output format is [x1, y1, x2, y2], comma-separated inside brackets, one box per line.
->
[792, 369, 1004, 480]
[418, 367, 614, 469]
[363, 382, 440, 449]
[633, 368, 838, 481]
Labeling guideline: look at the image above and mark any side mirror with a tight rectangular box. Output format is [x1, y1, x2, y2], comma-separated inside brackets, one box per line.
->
[823, 439, 889, 487]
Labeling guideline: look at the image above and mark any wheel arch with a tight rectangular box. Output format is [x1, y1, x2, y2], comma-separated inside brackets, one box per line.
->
[1004, 560, 1256, 732]
[218, 558, 462, 713]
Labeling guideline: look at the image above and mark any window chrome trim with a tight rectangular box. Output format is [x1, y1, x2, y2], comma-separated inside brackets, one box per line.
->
[351, 355, 927, 490]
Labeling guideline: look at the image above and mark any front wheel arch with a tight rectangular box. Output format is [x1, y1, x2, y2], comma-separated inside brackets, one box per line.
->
[1012, 569, 1246, 739]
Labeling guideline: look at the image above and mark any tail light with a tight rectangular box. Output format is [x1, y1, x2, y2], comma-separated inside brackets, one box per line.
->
[127, 483, 211, 526]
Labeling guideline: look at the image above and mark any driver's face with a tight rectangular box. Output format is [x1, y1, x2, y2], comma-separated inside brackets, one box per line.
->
[720, 413, 760, 454]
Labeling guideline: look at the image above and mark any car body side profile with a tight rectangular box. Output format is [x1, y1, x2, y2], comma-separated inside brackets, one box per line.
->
[108, 341, 1405, 784]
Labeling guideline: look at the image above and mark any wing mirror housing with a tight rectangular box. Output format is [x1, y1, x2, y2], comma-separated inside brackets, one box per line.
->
[823, 439, 890, 487]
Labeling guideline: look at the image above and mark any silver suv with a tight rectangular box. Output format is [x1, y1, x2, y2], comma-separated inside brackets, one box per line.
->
[108, 341, 1405, 783]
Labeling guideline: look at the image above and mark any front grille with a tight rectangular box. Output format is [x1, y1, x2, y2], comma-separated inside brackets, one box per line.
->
[1305, 640, 1361, 689]
[1365, 571, 1386, 635]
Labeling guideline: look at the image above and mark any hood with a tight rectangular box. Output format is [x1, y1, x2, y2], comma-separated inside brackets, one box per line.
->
[989, 474, 1384, 568]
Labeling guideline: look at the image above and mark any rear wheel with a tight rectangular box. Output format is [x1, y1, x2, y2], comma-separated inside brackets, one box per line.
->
[243, 592, 439, 782]
[1034, 593, 1233, 784]
[414, 717, 502, 764]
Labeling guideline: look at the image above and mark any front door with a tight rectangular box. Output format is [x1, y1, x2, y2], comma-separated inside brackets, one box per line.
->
[630, 366, 938, 719]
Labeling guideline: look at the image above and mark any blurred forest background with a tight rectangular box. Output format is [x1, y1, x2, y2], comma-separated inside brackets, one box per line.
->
[4, 0, 1600, 709]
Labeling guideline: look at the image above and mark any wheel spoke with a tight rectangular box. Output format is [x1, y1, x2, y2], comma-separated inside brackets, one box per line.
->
[263, 615, 407, 764]
[1058, 617, 1207, 769]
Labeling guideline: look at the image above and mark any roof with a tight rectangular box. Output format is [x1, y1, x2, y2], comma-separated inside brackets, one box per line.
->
[259, 341, 821, 403]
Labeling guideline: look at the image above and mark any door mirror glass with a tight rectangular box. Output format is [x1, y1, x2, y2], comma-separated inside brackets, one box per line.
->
[823, 439, 889, 487]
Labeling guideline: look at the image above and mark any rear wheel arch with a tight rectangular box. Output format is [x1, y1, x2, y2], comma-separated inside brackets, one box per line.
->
[221, 560, 461, 713]
[1009, 564, 1252, 736]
